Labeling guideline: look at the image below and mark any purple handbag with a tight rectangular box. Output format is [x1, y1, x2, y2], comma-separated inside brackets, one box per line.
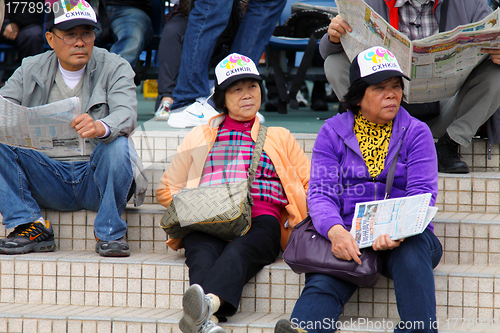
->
[282, 146, 401, 287]
[282, 215, 382, 287]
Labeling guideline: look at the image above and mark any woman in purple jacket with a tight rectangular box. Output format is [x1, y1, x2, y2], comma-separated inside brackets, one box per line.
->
[276, 46, 442, 333]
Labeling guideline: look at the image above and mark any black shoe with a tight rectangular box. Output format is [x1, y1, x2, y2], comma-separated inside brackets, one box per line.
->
[0, 220, 56, 254]
[311, 81, 329, 111]
[95, 237, 130, 257]
[265, 97, 279, 112]
[325, 92, 339, 103]
[275, 319, 307, 333]
[436, 133, 469, 173]
[311, 98, 329, 111]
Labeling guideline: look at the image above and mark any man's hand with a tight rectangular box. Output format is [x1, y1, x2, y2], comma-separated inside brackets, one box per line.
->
[327, 224, 362, 265]
[327, 15, 352, 44]
[71, 114, 105, 139]
[372, 234, 404, 251]
[3, 23, 19, 40]
[482, 48, 500, 65]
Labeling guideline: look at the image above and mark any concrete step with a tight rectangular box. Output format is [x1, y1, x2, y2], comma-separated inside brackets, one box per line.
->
[0, 250, 499, 321]
[437, 172, 500, 214]
[0, 205, 169, 254]
[0, 303, 497, 333]
[433, 212, 500, 265]
[131, 131, 500, 172]
[3, 207, 500, 265]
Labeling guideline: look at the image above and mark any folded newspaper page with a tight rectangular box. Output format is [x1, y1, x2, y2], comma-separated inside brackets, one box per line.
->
[0, 96, 84, 156]
[336, 0, 500, 103]
[350, 193, 438, 249]
[291, 2, 338, 16]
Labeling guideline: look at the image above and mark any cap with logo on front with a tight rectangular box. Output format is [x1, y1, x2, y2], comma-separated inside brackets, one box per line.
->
[215, 53, 262, 91]
[350, 46, 410, 85]
[47, 0, 98, 31]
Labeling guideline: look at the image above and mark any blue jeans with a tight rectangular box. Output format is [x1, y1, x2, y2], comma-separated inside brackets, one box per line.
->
[0, 137, 135, 241]
[171, 0, 286, 106]
[107, 5, 153, 67]
[290, 229, 443, 333]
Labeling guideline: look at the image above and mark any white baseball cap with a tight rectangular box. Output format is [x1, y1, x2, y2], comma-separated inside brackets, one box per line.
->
[215, 53, 262, 90]
[350, 46, 410, 85]
[47, 0, 98, 31]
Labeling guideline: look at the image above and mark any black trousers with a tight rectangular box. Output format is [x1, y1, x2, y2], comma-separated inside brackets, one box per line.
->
[182, 215, 281, 317]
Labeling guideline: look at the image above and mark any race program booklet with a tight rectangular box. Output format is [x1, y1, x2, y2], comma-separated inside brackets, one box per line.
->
[336, 0, 500, 103]
[350, 193, 438, 249]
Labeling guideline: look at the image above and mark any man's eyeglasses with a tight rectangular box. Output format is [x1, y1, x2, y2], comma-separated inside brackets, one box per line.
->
[52, 31, 96, 45]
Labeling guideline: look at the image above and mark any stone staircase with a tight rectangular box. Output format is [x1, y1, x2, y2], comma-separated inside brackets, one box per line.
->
[1, 130, 500, 332]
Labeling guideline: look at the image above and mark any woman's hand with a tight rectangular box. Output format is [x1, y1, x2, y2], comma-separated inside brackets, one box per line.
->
[327, 15, 352, 44]
[372, 234, 404, 251]
[327, 224, 362, 265]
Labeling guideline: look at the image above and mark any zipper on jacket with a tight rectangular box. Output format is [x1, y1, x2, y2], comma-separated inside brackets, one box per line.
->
[373, 178, 377, 201]
[33, 75, 46, 100]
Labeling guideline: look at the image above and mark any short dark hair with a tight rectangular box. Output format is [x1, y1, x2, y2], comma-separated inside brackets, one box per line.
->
[340, 77, 405, 114]
[212, 79, 265, 114]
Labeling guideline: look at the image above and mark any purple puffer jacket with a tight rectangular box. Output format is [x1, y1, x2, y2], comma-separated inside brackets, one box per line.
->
[308, 108, 438, 239]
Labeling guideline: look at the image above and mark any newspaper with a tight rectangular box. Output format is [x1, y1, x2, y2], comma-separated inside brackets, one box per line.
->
[350, 193, 438, 249]
[291, 2, 338, 16]
[0, 96, 84, 157]
[336, 0, 500, 103]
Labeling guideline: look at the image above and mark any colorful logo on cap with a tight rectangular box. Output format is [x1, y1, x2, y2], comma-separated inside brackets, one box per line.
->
[53, 0, 96, 25]
[358, 46, 402, 78]
[219, 54, 251, 73]
[216, 53, 260, 87]
[363, 47, 396, 64]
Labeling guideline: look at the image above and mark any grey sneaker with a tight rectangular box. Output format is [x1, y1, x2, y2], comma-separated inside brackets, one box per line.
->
[95, 237, 130, 257]
[179, 284, 213, 333]
[275, 319, 307, 333]
[0, 220, 56, 255]
[154, 100, 172, 121]
[200, 320, 225, 333]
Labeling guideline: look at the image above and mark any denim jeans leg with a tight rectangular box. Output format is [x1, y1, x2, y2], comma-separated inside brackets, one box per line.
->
[0, 144, 81, 229]
[171, 0, 232, 105]
[383, 229, 443, 333]
[107, 5, 153, 67]
[230, 0, 286, 64]
[290, 273, 358, 332]
[78, 137, 134, 241]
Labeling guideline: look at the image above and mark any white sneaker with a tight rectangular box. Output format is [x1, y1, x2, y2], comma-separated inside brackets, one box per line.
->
[168, 98, 220, 128]
[154, 100, 172, 121]
[296, 91, 309, 107]
[256, 112, 265, 124]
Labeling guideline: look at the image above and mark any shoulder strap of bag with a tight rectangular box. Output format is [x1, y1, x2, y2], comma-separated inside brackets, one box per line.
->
[384, 144, 401, 199]
[439, 0, 449, 33]
[247, 124, 268, 188]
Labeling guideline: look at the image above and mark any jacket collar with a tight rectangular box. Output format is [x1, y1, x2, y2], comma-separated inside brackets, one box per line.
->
[208, 112, 262, 142]
[31, 47, 101, 107]
[327, 107, 411, 163]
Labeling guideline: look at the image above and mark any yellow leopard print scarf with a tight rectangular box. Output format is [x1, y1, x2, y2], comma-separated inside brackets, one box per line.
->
[354, 112, 393, 178]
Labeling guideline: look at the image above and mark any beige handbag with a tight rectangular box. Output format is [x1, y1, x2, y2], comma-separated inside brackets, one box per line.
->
[160, 125, 267, 241]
